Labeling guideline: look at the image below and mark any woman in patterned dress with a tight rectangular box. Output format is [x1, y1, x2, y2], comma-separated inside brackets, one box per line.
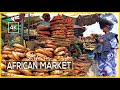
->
[93, 18, 118, 76]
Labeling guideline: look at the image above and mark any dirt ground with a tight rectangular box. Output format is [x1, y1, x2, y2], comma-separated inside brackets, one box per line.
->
[87, 60, 98, 76]
[87, 56, 119, 77]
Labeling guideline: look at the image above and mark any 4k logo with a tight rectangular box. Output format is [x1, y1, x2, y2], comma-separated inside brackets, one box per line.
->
[8, 22, 19, 33]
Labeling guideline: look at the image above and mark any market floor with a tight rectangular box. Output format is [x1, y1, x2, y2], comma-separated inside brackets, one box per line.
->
[87, 60, 98, 77]
[87, 56, 119, 77]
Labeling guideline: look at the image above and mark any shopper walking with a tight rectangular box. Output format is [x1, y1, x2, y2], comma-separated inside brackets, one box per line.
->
[93, 15, 118, 76]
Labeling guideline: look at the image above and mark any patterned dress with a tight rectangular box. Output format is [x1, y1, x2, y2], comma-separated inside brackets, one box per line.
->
[97, 37, 118, 76]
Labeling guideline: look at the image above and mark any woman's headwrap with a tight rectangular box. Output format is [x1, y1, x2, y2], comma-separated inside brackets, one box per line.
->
[42, 13, 50, 19]
[98, 14, 118, 31]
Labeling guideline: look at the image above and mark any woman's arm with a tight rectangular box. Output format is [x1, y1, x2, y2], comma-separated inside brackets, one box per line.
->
[110, 37, 118, 57]
[110, 37, 118, 49]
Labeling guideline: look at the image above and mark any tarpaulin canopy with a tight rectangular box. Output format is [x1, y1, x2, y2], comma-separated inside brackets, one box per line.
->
[62, 13, 118, 26]
[76, 14, 99, 26]
[62, 14, 100, 26]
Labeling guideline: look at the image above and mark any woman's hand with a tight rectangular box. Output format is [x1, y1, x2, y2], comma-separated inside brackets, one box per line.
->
[98, 39, 104, 43]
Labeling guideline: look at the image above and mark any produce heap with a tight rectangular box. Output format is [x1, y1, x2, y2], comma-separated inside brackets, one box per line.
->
[1, 15, 92, 77]
[36, 14, 75, 40]
[64, 17, 75, 41]
[82, 35, 97, 50]
[1, 40, 92, 76]
[50, 15, 67, 38]
[36, 26, 51, 38]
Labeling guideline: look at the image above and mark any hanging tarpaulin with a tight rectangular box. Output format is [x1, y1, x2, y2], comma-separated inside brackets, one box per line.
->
[75, 14, 99, 26]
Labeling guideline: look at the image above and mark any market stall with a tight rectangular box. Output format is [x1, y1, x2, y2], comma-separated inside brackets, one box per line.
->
[1, 14, 25, 46]
[1, 13, 99, 77]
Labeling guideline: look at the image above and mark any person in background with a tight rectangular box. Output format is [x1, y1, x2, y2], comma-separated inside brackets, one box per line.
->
[38, 13, 51, 26]
[69, 43, 82, 59]
[93, 18, 118, 76]
[78, 34, 86, 54]
[33, 13, 51, 50]
[69, 34, 84, 59]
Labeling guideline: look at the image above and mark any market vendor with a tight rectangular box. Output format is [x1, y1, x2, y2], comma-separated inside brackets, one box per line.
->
[33, 13, 51, 49]
[68, 33, 87, 59]
[68, 40, 82, 59]
[38, 13, 51, 26]
[78, 34, 86, 54]
[93, 16, 118, 76]
[69, 44, 81, 59]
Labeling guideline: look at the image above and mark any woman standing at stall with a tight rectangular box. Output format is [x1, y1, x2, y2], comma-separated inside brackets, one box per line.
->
[93, 17, 118, 76]
[34, 13, 51, 49]
[39, 13, 51, 26]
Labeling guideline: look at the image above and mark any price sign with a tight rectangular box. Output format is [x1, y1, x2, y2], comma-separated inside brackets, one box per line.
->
[8, 22, 19, 33]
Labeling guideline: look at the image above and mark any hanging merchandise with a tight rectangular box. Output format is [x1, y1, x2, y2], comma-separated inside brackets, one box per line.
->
[5, 18, 12, 22]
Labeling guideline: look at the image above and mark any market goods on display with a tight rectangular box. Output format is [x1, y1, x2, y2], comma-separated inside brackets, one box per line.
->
[64, 17, 75, 41]
[35, 15, 78, 47]
[29, 29, 38, 36]
[1, 42, 71, 76]
[1, 14, 92, 77]
[36, 26, 51, 38]
[50, 15, 67, 38]
[83, 35, 97, 50]
[71, 55, 92, 76]
[1, 41, 92, 76]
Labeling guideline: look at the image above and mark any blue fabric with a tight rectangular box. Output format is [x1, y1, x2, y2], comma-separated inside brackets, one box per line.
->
[97, 37, 118, 76]
[99, 14, 118, 31]
[107, 25, 113, 31]
[39, 20, 50, 26]
[93, 32, 118, 59]
[99, 14, 118, 23]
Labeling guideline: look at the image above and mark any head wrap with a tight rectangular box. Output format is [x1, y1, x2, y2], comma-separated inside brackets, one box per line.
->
[42, 13, 50, 19]
[98, 14, 118, 31]
[99, 17, 113, 30]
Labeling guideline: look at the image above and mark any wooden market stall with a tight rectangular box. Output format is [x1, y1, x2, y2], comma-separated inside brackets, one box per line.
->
[1, 13, 102, 77]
